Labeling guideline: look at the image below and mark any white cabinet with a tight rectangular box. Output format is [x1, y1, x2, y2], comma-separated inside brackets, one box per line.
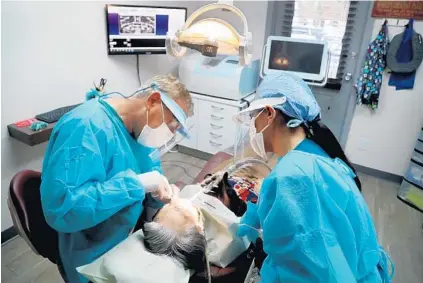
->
[179, 93, 253, 155]
[197, 100, 238, 154]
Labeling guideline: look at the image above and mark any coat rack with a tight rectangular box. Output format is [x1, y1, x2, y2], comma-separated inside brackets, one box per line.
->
[384, 18, 409, 28]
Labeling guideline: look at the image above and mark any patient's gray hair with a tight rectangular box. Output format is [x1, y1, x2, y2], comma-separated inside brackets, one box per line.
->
[143, 222, 206, 271]
[136, 74, 193, 116]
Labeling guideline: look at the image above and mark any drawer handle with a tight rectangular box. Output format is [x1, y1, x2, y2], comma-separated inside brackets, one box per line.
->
[211, 105, 225, 111]
[210, 132, 223, 138]
[210, 123, 223, 129]
[209, 140, 223, 147]
[211, 114, 224, 120]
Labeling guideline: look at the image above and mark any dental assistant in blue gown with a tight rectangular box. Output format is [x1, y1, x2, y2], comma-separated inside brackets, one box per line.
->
[234, 73, 394, 282]
[40, 74, 193, 283]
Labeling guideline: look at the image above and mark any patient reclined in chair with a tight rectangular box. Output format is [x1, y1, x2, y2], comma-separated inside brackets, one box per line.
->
[144, 159, 270, 282]
[78, 159, 270, 283]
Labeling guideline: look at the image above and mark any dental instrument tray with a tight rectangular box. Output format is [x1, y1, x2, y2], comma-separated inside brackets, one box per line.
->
[35, 104, 81, 124]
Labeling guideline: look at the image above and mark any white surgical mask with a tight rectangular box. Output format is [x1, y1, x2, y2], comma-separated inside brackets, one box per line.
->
[137, 103, 174, 148]
[249, 110, 270, 161]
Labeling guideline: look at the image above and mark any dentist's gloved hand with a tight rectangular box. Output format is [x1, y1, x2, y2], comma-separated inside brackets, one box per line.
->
[137, 171, 178, 204]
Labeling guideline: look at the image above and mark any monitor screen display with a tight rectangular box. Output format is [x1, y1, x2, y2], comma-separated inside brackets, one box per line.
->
[268, 40, 324, 74]
[106, 5, 187, 55]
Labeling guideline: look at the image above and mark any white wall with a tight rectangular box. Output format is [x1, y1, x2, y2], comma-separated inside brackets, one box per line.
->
[1, 1, 268, 231]
[346, 19, 423, 176]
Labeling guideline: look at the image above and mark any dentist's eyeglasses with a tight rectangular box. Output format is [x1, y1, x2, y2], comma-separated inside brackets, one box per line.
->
[163, 104, 182, 133]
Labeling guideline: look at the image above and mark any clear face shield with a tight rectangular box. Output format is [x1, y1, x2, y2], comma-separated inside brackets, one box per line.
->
[148, 90, 196, 163]
[230, 97, 287, 164]
[225, 121, 273, 163]
[148, 123, 195, 163]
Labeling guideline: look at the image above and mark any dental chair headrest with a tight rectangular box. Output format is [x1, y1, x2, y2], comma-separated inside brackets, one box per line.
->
[77, 230, 191, 283]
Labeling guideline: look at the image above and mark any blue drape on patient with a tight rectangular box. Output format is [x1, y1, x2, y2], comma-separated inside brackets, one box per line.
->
[41, 99, 163, 283]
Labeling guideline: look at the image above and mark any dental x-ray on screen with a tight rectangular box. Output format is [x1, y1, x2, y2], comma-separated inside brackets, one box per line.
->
[106, 5, 187, 55]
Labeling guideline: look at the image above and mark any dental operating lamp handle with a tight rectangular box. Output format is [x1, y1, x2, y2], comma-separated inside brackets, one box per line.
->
[182, 3, 249, 38]
[260, 44, 268, 78]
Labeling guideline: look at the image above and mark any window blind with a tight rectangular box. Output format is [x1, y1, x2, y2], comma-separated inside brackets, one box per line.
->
[278, 0, 359, 84]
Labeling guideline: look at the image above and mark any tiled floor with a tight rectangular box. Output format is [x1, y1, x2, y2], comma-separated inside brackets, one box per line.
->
[2, 152, 423, 283]
[161, 151, 207, 184]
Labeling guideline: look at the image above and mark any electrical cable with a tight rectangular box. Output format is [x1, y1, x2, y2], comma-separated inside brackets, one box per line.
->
[161, 164, 197, 180]
[162, 160, 203, 170]
[93, 78, 108, 92]
[241, 97, 250, 108]
[99, 81, 167, 100]
[136, 54, 142, 87]
[244, 261, 257, 283]
[203, 228, 212, 283]
[99, 84, 153, 100]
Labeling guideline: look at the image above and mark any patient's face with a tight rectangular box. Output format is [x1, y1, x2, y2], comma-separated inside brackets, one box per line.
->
[154, 198, 204, 233]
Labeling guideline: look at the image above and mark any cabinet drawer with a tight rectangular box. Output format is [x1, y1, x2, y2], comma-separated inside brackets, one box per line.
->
[197, 99, 239, 154]
[198, 133, 237, 154]
[198, 123, 237, 154]
[198, 100, 238, 130]
[199, 100, 239, 123]
[203, 120, 236, 137]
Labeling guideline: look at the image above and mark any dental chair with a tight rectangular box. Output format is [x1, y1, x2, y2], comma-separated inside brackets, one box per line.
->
[8, 170, 59, 264]
[193, 152, 233, 184]
[5, 153, 235, 267]
[186, 151, 255, 283]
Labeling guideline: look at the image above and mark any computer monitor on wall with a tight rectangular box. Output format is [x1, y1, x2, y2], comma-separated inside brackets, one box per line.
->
[106, 5, 187, 55]
[262, 36, 329, 84]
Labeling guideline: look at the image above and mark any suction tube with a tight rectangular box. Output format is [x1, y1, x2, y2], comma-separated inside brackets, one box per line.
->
[226, 158, 272, 175]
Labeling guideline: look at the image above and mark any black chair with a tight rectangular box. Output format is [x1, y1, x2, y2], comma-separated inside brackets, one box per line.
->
[8, 170, 59, 264]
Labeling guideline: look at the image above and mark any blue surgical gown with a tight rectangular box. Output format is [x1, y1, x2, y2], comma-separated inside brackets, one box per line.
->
[40, 98, 163, 283]
[239, 139, 393, 282]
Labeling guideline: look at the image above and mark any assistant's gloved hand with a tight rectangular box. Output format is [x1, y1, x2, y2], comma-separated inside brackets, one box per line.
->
[254, 238, 267, 271]
[137, 171, 178, 204]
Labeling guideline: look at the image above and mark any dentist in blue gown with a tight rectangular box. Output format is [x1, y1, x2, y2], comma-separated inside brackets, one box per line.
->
[235, 73, 394, 282]
[40, 74, 193, 283]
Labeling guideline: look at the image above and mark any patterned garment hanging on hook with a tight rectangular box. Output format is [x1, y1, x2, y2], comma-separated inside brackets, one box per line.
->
[355, 21, 389, 110]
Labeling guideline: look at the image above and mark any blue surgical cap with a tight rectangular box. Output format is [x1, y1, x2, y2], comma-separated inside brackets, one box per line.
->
[255, 72, 321, 128]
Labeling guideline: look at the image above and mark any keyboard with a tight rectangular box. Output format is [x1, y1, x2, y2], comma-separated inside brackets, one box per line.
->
[35, 104, 81, 124]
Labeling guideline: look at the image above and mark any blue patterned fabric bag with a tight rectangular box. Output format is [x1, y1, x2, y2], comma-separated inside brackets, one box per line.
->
[355, 21, 389, 110]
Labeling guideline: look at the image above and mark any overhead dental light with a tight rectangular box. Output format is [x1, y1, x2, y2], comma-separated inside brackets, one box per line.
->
[166, 1, 252, 66]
